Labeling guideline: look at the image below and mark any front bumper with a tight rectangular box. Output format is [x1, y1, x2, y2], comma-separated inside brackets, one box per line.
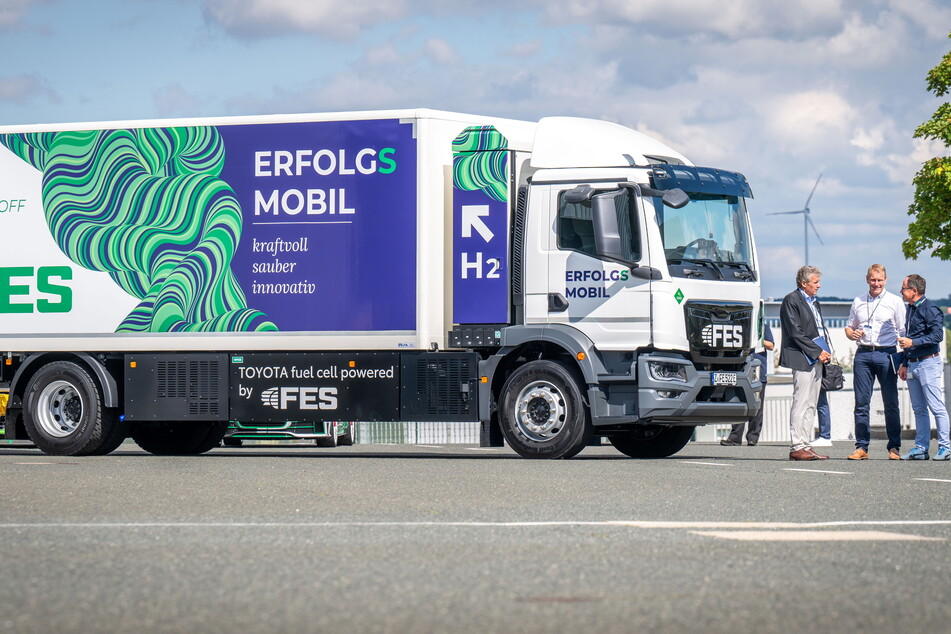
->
[590, 352, 762, 426]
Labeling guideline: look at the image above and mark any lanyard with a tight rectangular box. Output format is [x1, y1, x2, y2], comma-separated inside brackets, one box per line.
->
[866, 293, 882, 325]
[807, 297, 822, 330]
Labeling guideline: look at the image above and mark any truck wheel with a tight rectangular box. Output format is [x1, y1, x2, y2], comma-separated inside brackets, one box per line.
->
[131, 421, 229, 455]
[23, 361, 126, 456]
[608, 425, 694, 458]
[498, 360, 591, 459]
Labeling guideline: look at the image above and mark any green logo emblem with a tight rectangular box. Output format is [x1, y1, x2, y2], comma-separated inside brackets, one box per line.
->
[231, 356, 244, 363]
[674, 289, 685, 304]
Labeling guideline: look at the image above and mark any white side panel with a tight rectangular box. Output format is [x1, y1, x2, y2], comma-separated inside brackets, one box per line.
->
[412, 116, 454, 351]
[0, 109, 538, 353]
[522, 185, 553, 324]
[0, 332, 416, 353]
[0, 144, 140, 336]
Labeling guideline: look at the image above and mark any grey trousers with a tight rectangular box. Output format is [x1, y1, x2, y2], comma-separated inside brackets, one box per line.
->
[790, 364, 823, 451]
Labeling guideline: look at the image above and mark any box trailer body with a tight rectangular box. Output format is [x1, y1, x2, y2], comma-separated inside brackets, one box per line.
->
[0, 108, 763, 458]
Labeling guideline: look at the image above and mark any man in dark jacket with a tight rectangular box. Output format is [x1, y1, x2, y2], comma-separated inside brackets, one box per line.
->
[897, 274, 949, 461]
[780, 265, 832, 460]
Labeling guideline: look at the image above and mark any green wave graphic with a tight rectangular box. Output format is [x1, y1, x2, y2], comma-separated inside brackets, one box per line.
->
[1, 126, 276, 333]
[452, 126, 508, 203]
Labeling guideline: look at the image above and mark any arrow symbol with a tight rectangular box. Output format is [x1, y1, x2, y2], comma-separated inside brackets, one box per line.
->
[462, 205, 494, 243]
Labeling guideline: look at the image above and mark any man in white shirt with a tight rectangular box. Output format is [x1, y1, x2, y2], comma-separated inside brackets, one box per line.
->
[844, 264, 906, 460]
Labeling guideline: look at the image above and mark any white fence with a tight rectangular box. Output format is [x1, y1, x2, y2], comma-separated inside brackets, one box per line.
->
[714, 384, 920, 444]
[354, 385, 924, 446]
[354, 421, 481, 445]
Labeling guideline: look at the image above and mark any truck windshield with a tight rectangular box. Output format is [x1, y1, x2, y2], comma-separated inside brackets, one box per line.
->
[655, 193, 754, 272]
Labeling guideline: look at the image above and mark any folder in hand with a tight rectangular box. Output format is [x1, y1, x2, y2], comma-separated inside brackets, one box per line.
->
[889, 352, 905, 374]
[807, 336, 830, 365]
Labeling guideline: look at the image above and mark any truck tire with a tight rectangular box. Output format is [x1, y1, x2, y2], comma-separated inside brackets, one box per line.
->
[498, 360, 591, 459]
[131, 421, 229, 455]
[23, 361, 126, 456]
[608, 425, 695, 458]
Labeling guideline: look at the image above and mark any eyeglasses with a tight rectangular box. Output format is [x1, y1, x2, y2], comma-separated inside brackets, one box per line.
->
[900, 287, 912, 291]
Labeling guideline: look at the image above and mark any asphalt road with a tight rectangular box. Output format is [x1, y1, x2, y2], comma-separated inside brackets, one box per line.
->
[2, 439, 951, 633]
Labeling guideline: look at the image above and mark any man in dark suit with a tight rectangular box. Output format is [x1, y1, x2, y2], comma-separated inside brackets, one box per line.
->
[780, 265, 832, 460]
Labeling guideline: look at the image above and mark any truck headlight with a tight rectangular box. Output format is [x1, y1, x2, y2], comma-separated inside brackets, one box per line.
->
[750, 363, 760, 383]
[647, 361, 688, 383]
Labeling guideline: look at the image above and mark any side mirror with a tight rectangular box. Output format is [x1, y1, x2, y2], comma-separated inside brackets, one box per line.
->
[661, 188, 690, 209]
[591, 190, 631, 265]
[563, 184, 594, 204]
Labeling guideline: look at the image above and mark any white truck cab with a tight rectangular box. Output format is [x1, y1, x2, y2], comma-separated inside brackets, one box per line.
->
[457, 117, 762, 458]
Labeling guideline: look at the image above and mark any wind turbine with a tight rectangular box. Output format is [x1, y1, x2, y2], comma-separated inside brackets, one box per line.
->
[767, 172, 824, 265]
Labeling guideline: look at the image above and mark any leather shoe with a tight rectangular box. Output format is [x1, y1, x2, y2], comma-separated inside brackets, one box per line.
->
[789, 448, 829, 461]
[848, 448, 868, 460]
[888, 448, 901, 460]
[720, 439, 741, 446]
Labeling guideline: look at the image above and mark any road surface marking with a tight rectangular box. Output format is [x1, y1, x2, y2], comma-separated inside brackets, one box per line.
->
[692, 530, 944, 542]
[682, 461, 734, 467]
[915, 478, 951, 483]
[784, 468, 851, 475]
[2, 520, 951, 529]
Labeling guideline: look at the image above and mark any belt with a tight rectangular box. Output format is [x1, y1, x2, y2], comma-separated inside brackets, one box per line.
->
[857, 345, 896, 353]
[908, 353, 940, 363]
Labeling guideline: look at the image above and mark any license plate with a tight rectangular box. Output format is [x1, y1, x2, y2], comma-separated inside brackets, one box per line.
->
[712, 372, 737, 386]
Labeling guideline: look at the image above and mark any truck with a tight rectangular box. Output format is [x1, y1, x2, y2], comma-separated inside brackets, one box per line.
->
[0, 108, 763, 459]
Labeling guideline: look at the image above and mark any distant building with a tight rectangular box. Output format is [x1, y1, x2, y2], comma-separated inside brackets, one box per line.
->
[765, 300, 857, 370]
[764, 300, 946, 371]
[764, 300, 852, 330]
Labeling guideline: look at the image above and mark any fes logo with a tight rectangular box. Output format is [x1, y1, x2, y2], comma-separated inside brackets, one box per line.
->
[701, 324, 744, 348]
[261, 386, 338, 410]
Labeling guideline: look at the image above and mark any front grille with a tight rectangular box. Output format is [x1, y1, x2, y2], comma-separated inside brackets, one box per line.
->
[684, 300, 754, 363]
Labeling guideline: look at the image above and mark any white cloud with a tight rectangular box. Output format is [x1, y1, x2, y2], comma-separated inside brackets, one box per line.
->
[541, 0, 847, 38]
[881, 136, 949, 184]
[0, 73, 58, 104]
[825, 12, 901, 64]
[424, 38, 458, 65]
[851, 125, 886, 153]
[153, 83, 203, 117]
[0, 0, 53, 30]
[765, 90, 858, 154]
[887, 0, 951, 40]
[364, 43, 403, 67]
[201, 0, 410, 39]
[507, 39, 542, 59]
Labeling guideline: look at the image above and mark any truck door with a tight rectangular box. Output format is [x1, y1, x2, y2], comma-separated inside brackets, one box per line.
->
[541, 185, 653, 349]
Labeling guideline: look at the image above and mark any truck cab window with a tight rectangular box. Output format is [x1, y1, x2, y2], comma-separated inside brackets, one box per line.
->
[557, 190, 641, 261]
[557, 195, 597, 256]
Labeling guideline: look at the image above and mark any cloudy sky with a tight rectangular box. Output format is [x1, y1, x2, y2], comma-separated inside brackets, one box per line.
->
[2, 0, 949, 301]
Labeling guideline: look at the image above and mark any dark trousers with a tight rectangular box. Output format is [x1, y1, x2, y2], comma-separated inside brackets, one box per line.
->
[853, 349, 901, 450]
[728, 383, 766, 445]
[816, 389, 830, 439]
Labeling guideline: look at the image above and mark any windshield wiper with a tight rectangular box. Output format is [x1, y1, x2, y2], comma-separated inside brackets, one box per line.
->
[671, 258, 724, 280]
[723, 261, 757, 281]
